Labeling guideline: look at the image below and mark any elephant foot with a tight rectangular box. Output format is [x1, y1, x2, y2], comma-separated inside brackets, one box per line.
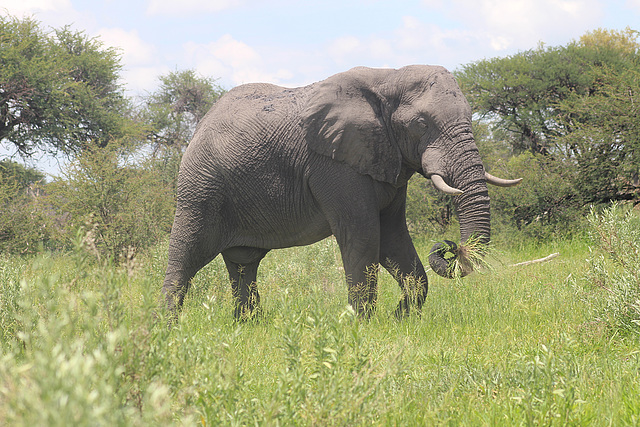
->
[394, 299, 410, 319]
[233, 303, 262, 322]
[394, 293, 425, 319]
[361, 304, 376, 320]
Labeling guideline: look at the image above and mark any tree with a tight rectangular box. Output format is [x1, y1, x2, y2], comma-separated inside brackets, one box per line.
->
[557, 66, 640, 204]
[455, 28, 639, 156]
[0, 15, 133, 157]
[137, 69, 225, 193]
[456, 28, 640, 214]
[141, 69, 226, 155]
[555, 29, 640, 204]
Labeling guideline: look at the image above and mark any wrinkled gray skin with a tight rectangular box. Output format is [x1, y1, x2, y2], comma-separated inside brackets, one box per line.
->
[163, 65, 514, 320]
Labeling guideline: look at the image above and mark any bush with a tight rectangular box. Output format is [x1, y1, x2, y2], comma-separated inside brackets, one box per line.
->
[488, 152, 582, 240]
[406, 175, 456, 237]
[586, 203, 640, 334]
[0, 161, 55, 254]
[49, 144, 175, 262]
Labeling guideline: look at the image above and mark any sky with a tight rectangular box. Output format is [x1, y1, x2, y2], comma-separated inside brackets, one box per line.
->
[1, 0, 639, 174]
[3, 0, 640, 96]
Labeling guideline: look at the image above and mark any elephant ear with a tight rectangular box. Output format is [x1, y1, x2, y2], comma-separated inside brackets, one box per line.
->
[301, 68, 402, 184]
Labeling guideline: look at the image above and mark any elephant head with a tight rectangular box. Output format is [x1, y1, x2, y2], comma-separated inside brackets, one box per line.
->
[303, 65, 521, 279]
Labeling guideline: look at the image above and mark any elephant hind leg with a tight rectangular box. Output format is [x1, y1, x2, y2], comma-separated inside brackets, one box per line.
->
[162, 210, 225, 315]
[222, 247, 269, 320]
[163, 243, 220, 316]
[379, 227, 428, 318]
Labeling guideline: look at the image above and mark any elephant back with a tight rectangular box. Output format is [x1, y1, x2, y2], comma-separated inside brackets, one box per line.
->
[192, 83, 306, 148]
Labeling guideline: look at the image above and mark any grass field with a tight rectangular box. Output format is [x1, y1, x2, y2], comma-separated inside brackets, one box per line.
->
[1, 227, 640, 425]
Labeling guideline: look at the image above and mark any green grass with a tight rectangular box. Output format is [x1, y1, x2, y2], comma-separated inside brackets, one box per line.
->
[1, 233, 640, 425]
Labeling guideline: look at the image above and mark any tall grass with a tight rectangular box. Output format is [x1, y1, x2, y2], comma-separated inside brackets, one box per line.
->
[586, 203, 640, 334]
[1, 230, 640, 425]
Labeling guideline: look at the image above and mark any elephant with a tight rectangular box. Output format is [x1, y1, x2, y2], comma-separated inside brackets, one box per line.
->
[162, 64, 521, 320]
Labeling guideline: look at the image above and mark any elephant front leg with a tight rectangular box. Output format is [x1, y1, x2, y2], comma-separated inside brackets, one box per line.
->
[309, 167, 382, 317]
[346, 262, 379, 318]
[379, 202, 429, 318]
[381, 253, 428, 318]
[222, 247, 268, 321]
[334, 227, 381, 318]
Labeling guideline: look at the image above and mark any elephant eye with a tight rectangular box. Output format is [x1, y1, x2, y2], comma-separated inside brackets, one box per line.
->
[417, 117, 428, 127]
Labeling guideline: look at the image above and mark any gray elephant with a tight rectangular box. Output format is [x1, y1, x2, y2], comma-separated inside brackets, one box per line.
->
[162, 65, 521, 320]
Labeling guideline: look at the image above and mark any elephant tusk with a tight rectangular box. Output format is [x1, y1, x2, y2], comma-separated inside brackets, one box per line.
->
[431, 174, 464, 195]
[484, 172, 523, 187]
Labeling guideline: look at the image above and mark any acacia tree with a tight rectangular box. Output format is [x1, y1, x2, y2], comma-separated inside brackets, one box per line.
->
[455, 28, 640, 231]
[455, 27, 639, 157]
[138, 69, 225, 191]
[557, 66, 640, 203]
[141, 69, 226, 155]
[0, 15, 132, 157]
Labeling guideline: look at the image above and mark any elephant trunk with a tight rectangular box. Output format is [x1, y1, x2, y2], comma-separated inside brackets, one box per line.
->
[423, 147, 491, 279]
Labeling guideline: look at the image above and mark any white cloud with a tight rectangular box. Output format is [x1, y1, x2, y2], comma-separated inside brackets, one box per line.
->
[327, 36, 362, 64]
[97, 28, 156, 66]
[124, 66, 171, 95]
[335, 16, 480, 70]
[489, 35, 511, 51]
[183, 34, 294, 87]
[447, 0, 603, 51]
[0, 0, 71, 16]
[146, 0, 243, 15]
[3, 0, 625, 96]
[0, 0, 96, 38]
[209, 34, 261, 69]
[627, 0, 640, 12]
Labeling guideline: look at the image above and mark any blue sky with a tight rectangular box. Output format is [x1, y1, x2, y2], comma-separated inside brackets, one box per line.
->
[3, 0, 639, 95]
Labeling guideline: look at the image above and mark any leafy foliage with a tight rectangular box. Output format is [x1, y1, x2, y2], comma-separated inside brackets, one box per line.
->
[0, 161, 54, 254]
[458, 27, 640, 226]
[49, 144, 174, 262]
[0, 15, 133, 157]
[487, 152, 581, 239]
[586, 204, 640, 334]
[557, 66, 640, 203]
[140, 69, 225, 154]
[456, 44, 588, 155]
[455, 27, 639, 157]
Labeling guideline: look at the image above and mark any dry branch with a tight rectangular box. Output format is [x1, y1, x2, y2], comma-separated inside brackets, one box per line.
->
[510, 253, 559, 267]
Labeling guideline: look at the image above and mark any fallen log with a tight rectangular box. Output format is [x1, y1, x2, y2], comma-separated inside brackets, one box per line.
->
[510, 253, 559, 267]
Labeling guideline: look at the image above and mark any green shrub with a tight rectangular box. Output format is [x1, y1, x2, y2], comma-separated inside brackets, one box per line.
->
[406, 175, 456, 237]
[586, 203, 640, 334]
[488, 152, 582, 241]
[49, 144, 175, 262]
[0, 161, 54, 254]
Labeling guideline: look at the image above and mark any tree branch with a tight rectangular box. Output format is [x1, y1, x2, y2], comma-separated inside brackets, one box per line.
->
[510, 253, 559, 267]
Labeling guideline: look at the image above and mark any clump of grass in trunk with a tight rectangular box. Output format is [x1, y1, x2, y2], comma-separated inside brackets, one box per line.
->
[444, 234, 493, 280]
